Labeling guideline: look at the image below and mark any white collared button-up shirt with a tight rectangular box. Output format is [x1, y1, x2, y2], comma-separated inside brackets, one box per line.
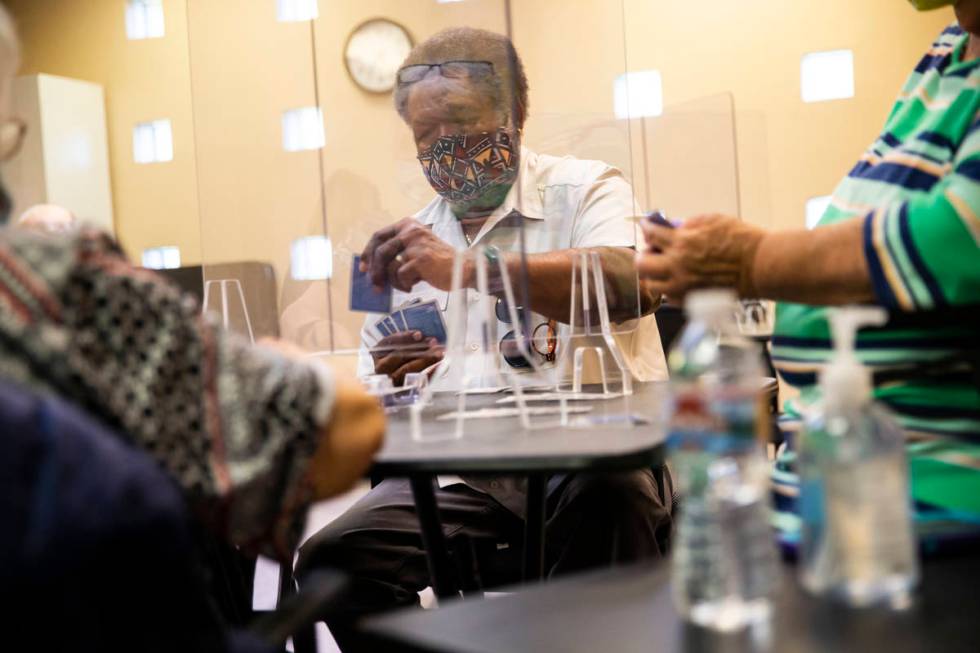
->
[357, 148, 668, 390]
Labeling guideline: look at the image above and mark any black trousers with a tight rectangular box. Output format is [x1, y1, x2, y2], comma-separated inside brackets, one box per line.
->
[296, 469, 673, 652]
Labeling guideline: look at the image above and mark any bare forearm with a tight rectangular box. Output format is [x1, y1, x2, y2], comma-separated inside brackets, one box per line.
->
[750, 218, 874, 305]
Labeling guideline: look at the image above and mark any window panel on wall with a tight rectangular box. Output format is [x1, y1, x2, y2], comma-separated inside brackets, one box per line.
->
[614, 70, 664, 120]
[277, 0, 318, 23]
[126, 0, 165, 40]
[290, 236, 332, 280]
[281, 107, 325, 152]
[801, 49, 855, 103]
[142, 245, 181, 269]
[133, 119, 173, 164]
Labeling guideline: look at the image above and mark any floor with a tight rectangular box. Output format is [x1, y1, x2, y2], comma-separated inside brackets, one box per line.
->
[251, 480, 428, 653]
[253, 480, 478, 652]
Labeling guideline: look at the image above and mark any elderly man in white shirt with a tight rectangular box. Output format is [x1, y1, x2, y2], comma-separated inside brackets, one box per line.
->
[297, 28, 672, 651]
[353, 52, 666, 388]
[355, 146, 668, 388]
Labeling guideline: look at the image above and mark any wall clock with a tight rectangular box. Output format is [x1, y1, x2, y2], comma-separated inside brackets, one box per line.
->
[344, 18, 414, 95]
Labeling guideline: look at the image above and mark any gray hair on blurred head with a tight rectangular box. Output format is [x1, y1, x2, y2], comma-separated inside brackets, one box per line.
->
[394, 27, 529, 130]
[17, 204, 77, 234]
[0, 5, 19, 81]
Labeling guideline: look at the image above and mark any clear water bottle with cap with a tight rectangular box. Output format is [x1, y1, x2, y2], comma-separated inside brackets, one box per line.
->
[667, 289, 777, 632]
[798, 307, 918, 607]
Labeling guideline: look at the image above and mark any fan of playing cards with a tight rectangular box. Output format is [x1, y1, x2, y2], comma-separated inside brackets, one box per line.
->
[350, 253, 448, 345]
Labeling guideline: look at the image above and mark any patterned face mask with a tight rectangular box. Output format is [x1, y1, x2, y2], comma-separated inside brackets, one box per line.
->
[417, 128, 520, 207]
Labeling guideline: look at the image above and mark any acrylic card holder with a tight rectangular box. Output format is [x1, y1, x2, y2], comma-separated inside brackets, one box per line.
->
[203, 278, 255, 344]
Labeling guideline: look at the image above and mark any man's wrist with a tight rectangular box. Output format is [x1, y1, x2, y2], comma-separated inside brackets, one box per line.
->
[461, 247, 510, 291]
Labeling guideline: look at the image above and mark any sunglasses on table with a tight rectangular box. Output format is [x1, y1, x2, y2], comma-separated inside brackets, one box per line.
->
[495, 297, 557, 369]
[397, 60, 495, 86]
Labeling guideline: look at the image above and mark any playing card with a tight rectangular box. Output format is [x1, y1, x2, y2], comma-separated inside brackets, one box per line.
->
[402, 300, 448, 344]
[374, 317, 393, 337]
[392, 310, 408, 332]
[350, 255, 392, 313]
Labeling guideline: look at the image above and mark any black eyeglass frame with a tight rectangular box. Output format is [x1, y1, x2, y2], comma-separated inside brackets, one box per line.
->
[396, 60, 495, 86]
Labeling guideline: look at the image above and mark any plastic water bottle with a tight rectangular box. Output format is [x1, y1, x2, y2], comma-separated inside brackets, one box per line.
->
[798, 307, 918, 608]
[667, 289, 777, 631]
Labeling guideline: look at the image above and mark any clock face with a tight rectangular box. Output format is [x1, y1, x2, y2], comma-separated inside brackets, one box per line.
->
[344, 19, 414, 94]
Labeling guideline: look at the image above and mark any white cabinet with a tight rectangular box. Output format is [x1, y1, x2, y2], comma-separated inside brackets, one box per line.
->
[2, 74, 115, 235]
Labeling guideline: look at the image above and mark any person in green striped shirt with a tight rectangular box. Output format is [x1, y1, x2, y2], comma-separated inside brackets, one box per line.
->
[636, 1, 980, 539]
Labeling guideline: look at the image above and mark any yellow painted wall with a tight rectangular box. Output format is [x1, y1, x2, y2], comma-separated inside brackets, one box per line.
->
[511, 0, 954, 228]
[180, 0, 508, 353]
[6, 0, 201, 262]
[5, 0, 954, 331]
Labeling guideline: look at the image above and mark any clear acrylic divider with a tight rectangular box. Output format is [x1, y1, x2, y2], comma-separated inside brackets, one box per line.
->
[554, 251, 634, 398]
[410, 246, 536, 441]
[202, 278, 255, 344]
[634, 93, 741, 219]
[185, 7, 757, 437]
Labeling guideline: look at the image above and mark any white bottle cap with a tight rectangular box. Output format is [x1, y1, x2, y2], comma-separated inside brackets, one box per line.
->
[684, 289, 737, 321]
[820, 307, 888, 411]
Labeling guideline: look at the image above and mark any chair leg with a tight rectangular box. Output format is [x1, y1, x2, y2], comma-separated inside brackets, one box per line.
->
[450, 534, 484, 599]
[292, 623, 317, 653]
[409, 474, 460, 600]
[523, 473, 547, 582]
[277, 561, 294, 603]
[278, 560, 317, 653]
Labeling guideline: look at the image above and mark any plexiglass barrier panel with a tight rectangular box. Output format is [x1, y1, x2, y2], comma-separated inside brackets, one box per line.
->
[186, 1, 748, 407]
[188, 1, 519, 384]
[640, 93, 741, 219]
[188, 0, 327, 349]
[522, 96, 741, 389]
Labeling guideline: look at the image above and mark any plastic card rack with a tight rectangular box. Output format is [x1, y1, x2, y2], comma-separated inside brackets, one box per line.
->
[409, 247, 636, 441]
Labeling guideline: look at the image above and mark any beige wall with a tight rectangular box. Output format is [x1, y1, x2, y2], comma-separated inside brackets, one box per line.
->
[181, 0, 508, 352]
[5, 0, 955, 350]
[8, 0, 953, 235]
[624, 0, 953, 229]
[511, 0, 954, 228]
[6, 0, 201, 262]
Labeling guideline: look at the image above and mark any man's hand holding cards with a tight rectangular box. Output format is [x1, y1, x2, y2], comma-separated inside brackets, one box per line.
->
[371, 300, 446, 343]
[371, 301, 447, 385]
[370, 329, 444, 386]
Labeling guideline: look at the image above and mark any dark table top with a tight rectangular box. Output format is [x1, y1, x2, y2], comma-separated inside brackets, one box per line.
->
[362, 553, 980, 653]
[372, 382, 669, 475]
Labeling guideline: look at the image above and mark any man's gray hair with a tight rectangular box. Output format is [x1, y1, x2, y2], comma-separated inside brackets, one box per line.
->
[394, 27, 529, 130]
[0, 6, 19, 80]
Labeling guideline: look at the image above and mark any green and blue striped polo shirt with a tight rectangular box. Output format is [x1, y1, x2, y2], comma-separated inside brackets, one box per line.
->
[773, 23, 980, 517]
